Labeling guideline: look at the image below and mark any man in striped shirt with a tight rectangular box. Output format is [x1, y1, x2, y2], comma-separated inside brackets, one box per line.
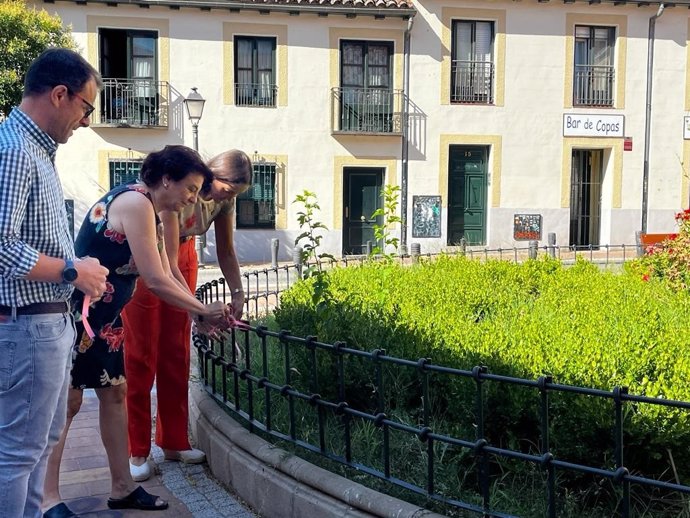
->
[0, 48, 109, 518]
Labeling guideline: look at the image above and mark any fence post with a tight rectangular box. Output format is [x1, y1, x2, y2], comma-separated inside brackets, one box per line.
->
[547, 232, 556, 259]
[635, 230, 644, 257]
[366, 240, 373, 256]
[528, 240, 538, 260]
[271, 238, 279, 268]
[410, 242, 421, 263]
[293, 246, 303, 278]
[460, 237, 467, 256]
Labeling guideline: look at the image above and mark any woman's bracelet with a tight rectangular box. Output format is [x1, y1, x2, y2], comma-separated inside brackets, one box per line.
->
[231, 288, 244, 296]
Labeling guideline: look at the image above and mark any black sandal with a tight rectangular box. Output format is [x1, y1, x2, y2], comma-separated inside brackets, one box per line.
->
[107, 486, 168, 511]
[43, 502, 80, 518]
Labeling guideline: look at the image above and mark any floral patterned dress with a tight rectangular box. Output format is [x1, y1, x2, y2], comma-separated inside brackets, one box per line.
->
[71, 183, 161, 389]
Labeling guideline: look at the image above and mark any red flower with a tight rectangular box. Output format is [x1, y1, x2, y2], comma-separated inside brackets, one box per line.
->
[99, 324, 125, 352]
[184, 215, 196, 230]
[675, 208, 690, 222]
[104, 227, 126, 244]
[102, 282, 114, 303]
[642, 274, 650, 282]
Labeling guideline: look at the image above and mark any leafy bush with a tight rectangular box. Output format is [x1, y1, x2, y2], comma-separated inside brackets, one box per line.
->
[275, 255, 690, 483]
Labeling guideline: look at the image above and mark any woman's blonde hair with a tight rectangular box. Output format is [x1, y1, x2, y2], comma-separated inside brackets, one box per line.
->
[207, 149, 253, 186]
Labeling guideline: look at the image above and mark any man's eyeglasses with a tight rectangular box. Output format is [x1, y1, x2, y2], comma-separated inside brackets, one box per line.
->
[67, 88, 95, 118]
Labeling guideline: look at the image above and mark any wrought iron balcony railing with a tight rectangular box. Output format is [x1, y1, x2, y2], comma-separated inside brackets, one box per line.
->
[94, 78, 170, 127]
[331, 87, 404, 135]
[573, 65, 615, 107]
[235, 82, 277, 107]
[451, 60, 495, 104]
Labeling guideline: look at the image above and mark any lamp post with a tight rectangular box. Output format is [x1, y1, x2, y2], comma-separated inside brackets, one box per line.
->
[184, 87, 206, 152]
[184, 87, 206, 264]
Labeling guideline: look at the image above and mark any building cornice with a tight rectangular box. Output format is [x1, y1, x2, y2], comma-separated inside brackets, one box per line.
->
[43, 0, 416, 19]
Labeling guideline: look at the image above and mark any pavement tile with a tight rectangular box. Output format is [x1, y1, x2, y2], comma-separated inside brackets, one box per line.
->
[78, 455, 110, 469]
[57, 389, 255, 518]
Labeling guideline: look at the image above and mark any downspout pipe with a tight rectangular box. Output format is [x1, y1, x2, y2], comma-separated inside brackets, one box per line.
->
[400, 15, 414, 252]
[642, 2, 665, 233]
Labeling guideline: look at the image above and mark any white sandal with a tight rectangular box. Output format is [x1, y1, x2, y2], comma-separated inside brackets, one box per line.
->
[129, 459, 152, 482]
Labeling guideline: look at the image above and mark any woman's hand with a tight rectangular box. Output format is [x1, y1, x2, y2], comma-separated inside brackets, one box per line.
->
[193, 317, 223, 339]
[201, 300, 230, 327]
[230, 290, 245, 320]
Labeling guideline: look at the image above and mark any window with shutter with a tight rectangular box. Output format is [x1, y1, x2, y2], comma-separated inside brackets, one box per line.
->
[573, 25, 615, 107]
[451, 20, 495, 104]
[234, 36, 277, 107]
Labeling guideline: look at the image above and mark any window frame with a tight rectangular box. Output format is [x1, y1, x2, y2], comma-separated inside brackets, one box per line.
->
[450, 19, 495, 104]
[236, 162, 277, 229]
[573, 25, 616, 107]
[233, 35, 277, 107]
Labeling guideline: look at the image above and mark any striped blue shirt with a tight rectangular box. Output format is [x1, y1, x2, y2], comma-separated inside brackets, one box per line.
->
[0, 108, 75, 306]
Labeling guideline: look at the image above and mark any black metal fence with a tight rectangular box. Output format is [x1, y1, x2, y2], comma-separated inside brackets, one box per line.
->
[195, 246, 690, 517]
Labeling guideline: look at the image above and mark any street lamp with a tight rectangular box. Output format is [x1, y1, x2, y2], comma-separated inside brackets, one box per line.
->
[184, 87, 207, 264]
[183, 87, 206, 152]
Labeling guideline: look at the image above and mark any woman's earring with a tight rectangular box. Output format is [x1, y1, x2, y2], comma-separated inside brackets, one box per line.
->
[163, 182, 169, 189]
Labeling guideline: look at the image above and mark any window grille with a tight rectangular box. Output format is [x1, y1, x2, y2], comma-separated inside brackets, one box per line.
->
[109, 159, 142, 188]
[237, 162, 276, 229]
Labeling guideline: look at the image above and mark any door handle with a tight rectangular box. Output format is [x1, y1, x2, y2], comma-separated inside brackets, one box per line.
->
[345, 206, 349, 218]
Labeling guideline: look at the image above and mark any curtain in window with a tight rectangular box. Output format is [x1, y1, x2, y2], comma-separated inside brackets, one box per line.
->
[132, 36, 155, 97]
[342, 43, 364, 87]
[257, 39, 274, 103]
[367, 45, 389, 88]
[236, 39, 254, 102]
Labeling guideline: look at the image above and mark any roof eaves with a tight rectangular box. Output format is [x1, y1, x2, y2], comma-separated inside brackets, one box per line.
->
[65, 0, 416, 18]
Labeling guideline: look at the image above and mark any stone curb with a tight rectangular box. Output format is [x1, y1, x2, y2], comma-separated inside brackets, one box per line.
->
[189, 383, 448, 518]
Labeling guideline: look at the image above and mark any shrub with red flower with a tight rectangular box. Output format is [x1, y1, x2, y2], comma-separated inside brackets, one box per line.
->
[628, 208, 690, 291]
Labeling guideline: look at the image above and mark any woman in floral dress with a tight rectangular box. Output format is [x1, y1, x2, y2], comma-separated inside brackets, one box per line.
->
[42, 146, 230, 517]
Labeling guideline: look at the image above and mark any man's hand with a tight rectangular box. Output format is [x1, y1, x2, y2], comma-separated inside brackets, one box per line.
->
[73, 257, 109, 298]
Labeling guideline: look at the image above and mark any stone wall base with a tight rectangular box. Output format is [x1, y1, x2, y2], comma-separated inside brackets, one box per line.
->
[189, 383, 447, 518]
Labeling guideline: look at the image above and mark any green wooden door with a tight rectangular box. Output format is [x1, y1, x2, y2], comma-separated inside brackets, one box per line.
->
[448, 146, 488, 245]
[343, 168, 384, 255]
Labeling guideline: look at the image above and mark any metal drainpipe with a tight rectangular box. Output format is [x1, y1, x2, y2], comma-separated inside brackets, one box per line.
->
[642, 2, 665, 233]
[400, 15, 414, 252]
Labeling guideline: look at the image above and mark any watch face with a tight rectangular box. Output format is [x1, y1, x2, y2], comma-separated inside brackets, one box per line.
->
[63, 267, 78, 283]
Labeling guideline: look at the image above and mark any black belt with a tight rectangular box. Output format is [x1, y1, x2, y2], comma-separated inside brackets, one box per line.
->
[0, 301, 69, 316]
[180, 236, 193, 243]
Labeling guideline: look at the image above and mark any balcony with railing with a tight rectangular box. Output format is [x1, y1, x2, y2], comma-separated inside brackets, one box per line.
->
[573, 65, 614, 107]
[451, 60, 494, 104]
[235, 82, 277, 107]
[331, 87, 404, 135]
[93, 78, 170, 128]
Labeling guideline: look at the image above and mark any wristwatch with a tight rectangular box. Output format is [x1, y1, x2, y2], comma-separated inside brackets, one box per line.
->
[61, 258, 78, 284]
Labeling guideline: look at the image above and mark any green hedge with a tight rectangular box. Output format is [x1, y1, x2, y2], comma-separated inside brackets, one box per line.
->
[274, 256, 690, 480]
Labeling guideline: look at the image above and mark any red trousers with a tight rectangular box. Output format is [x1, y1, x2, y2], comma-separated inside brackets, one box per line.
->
[122, 239, 198, 457]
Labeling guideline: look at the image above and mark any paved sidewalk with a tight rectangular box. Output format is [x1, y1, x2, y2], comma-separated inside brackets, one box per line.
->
[58, 389, 255, 518]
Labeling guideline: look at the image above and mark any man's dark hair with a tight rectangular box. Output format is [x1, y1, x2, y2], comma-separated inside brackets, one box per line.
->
[23, 48, 103, 97]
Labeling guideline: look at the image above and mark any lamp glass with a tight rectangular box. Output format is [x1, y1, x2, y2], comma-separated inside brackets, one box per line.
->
[184, 87, 205, 123]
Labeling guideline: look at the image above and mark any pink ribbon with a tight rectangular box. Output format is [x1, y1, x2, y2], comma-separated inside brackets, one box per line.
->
[82, 295, 96, 339]
[199, 310, 250, 337]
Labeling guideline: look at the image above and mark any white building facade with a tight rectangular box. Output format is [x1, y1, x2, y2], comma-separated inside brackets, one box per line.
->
[28, 0, 690, 263]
